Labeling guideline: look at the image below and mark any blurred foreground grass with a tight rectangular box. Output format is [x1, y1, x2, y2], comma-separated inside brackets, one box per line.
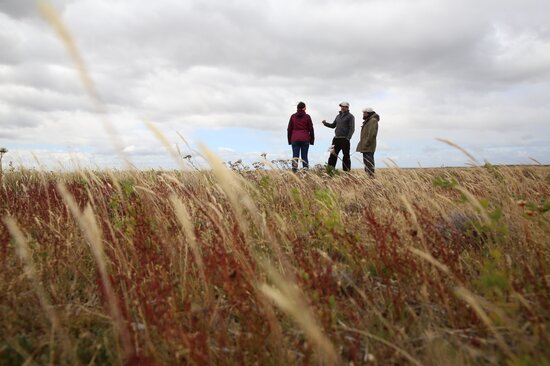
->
[0, 165, 548, 365]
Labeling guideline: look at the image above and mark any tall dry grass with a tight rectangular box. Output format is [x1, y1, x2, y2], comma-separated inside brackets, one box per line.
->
[1, 164, 549, 365]
[2, 4, 547, 364]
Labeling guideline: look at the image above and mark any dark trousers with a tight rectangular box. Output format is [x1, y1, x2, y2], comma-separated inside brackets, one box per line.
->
[328, 137, 351, 171]
[363, 152, 375, 175]
[291, 141, 310, 171]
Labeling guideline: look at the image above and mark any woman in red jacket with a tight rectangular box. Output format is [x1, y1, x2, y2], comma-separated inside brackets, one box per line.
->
[287, 101, 315, 172]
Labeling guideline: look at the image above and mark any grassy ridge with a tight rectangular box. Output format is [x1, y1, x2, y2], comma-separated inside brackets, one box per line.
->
[1, 165, 549, 365]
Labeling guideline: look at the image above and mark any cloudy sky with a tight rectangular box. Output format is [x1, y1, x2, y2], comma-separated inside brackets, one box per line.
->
[1, 0, 549, 170]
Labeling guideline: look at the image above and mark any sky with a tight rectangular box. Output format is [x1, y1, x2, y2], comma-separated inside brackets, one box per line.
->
[1, 0, 549, 170]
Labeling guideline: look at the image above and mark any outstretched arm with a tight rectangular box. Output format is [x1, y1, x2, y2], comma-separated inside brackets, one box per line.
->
[323, 117, 337, 128]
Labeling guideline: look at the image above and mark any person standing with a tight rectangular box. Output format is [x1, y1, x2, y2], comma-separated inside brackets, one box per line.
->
[356, 107, 380, 176]
[287, 101, 315, 172]
[322, 102, 355, 171]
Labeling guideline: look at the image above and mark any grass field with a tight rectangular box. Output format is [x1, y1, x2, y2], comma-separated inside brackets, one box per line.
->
[0, 163, 549, 365]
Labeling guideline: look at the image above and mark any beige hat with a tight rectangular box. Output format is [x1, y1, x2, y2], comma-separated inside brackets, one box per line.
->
[363, 107, 374, 113]
[339, 101, 350, 107]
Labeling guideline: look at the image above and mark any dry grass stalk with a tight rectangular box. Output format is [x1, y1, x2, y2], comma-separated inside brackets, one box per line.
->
[145, 120, 189, 171]
[260, 263, 340, 365]
[3, 217, 76, 364]
[338, 323, 423, 366]
[436, 138, 479, 166]
[169, 194, 212, 305]
[454, 287, 513, 358]
[38, 0, 129, 168]
[56, 183, 134, 361]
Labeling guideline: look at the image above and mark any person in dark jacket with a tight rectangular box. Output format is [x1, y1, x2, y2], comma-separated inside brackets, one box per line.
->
[356, 107, 380, 176]
[322, 101, 355, 171]
[287, 101, 315, 172]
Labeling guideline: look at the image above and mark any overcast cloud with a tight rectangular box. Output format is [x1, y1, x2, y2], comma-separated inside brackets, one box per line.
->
[1, 0, 549, 169]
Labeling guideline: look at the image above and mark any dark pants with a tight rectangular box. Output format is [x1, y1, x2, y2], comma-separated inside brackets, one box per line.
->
[328, 137, 351, 171]
[291, 141, 310, 171]
[363, 152, 375, 176]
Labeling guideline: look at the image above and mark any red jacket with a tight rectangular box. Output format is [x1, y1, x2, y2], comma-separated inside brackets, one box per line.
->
[287, 110, 315, 145]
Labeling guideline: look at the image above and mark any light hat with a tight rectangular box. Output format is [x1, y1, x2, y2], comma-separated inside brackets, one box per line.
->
[363, 107, 374, 113]
[339, 101, 350, 107]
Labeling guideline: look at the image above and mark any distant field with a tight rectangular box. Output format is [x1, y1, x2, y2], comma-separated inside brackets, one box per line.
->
[1, 165, 549, 365]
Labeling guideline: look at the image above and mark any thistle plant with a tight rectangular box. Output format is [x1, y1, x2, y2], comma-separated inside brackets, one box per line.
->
[0, 147, 7, 180]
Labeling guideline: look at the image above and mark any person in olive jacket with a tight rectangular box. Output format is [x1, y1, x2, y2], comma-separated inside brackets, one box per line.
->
[322, 101, 355, 171]
[287, 101, 315, 172]
[356, 107, 380, 176]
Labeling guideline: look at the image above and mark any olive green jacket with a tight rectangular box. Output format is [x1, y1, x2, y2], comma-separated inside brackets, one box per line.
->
[356, 113, 379, 153]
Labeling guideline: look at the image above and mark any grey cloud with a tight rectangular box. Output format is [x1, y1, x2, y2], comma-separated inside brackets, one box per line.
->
[0, 107, 43, 128]
[0, 0, 70, 19]
[54, 0, 550, 92]
[0, 84, 90, 113]
[0, 0, 39, 19]
[0, 131, 15, 139]
[3, 63, 84, 95]
[0, 13, 73, 67]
